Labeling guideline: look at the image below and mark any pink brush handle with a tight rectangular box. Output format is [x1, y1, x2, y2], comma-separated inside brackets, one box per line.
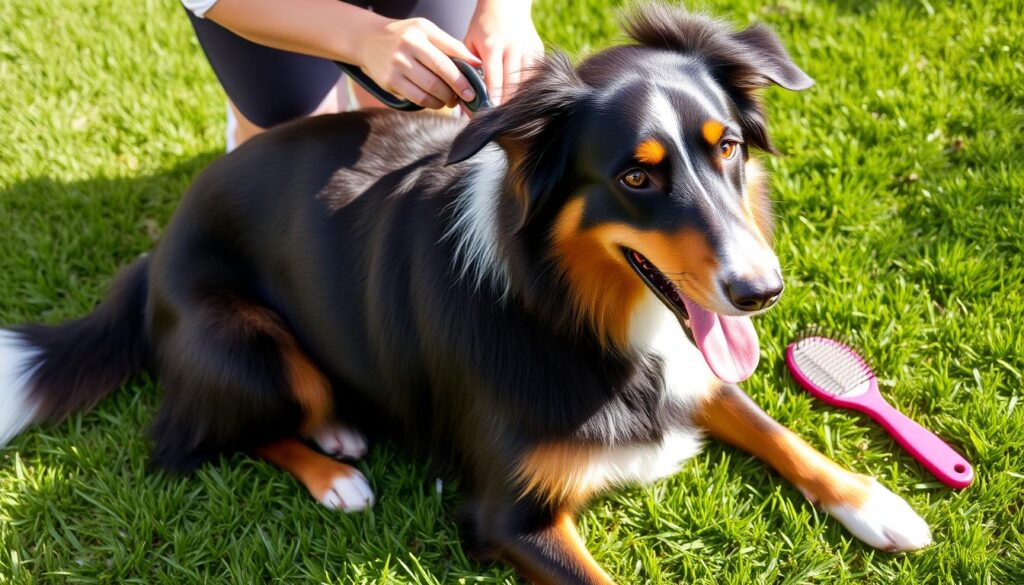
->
[859, 393, 974, 489]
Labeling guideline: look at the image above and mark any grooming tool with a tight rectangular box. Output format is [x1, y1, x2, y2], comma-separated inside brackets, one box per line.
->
[786, 333, 974, 489]
[334, 58, 492, 113]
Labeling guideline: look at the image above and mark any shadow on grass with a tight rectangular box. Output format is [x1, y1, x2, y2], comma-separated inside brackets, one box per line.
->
[0, 154, 218, 322]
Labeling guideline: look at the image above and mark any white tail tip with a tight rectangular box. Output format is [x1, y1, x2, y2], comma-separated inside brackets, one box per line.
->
[0, 329, 41, 447]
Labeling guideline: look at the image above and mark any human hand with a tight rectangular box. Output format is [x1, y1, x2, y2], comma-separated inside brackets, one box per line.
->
[358, 17, 483, 109]
[463, 0, 544, 105]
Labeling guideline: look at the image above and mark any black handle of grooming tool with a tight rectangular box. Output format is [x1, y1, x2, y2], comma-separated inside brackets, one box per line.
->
[454, 58, 492, 112]
[334, 58, 491, 113]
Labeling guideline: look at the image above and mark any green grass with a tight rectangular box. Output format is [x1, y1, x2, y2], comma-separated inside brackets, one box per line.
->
[1, 0, 1022, 582]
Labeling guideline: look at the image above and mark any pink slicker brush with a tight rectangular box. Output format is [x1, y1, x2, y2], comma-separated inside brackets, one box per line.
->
[786, 334, 974, 489]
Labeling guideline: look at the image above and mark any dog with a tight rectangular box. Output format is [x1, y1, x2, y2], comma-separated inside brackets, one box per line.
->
[0, 4, 931, 583]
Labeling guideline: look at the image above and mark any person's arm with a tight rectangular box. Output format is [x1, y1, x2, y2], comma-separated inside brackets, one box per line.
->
[463, 0, 544, 105]
[202, 0, 481, 109]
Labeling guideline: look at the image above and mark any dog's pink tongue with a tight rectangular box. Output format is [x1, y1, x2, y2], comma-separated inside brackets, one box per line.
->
[681, 297, 760, 383]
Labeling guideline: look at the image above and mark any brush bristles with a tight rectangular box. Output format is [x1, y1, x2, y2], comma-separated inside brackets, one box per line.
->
[795, 324, 849, 348]
[790, 335, 874, 397]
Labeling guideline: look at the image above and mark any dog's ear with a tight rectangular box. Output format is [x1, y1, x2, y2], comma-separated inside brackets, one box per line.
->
[731, 23, 814, 91]
[445, 110, 503, 166]
[717, 22, 813, 153]
[446, 53, 588, 165]
[447, 53, 589, 230]
[623, 3, 813, 153]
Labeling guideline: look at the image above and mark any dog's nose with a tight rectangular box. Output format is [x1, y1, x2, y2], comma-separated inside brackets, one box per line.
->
[725, 272, 784, 312]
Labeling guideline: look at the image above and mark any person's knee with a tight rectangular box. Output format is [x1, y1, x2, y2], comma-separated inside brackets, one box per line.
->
[238, 92, 322, 129]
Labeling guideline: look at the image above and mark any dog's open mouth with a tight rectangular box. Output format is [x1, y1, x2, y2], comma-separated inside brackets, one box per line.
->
[623, 247, 761, 384]
[624, 248, 691, 327]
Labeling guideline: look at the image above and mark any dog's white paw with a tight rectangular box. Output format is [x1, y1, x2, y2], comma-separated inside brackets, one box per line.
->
[317, 468, 375, 513]
[312, 424, 368, 460]
[824, 479, 932, 552]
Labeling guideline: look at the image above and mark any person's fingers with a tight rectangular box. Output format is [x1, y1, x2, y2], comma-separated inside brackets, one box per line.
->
[480, 43, 504, 105]
[392, 76, 444, 109]
[417, 44, 475, 104]
[503, 47, 522, 101]
[421, 19, 482, 67]
[406, 62, 458, 107]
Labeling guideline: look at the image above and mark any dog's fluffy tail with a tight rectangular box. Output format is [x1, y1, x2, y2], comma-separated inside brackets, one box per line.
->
[0, 258, 149, 447]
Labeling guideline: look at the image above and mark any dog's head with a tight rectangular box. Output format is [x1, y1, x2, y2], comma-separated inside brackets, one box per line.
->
[447, 4, 812, 383]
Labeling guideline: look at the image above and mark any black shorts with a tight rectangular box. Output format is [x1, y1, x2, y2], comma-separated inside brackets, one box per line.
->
[186, 0, 476, 129]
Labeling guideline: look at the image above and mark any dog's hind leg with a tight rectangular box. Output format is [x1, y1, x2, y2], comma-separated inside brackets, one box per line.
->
[694, 384, 931, 552]
[148, 294, 374, 510]
[256, 438, 374, 512]
[148, 294, 332, 466]
[147, 292, 374, 511]
[145, 295, 364, 497]
[310, 423, 368, 461]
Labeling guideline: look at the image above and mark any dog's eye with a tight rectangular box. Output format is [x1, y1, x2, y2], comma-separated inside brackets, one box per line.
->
[720, 141, 739, 160]
[621, 169, 649, 189]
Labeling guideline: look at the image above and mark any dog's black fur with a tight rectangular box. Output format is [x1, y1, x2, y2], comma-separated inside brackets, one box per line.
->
[7, 5, 820, 582]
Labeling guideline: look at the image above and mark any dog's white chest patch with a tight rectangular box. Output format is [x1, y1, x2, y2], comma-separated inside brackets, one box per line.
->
[583, 428, 704, 489]
[518, 294, 722, 501]
[583, 292, 719, 487]
[629, 290, 719, 406]
[519, 428, 703, 503]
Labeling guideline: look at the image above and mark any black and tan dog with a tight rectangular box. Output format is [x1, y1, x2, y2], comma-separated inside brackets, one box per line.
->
[0, 4, 930, 583]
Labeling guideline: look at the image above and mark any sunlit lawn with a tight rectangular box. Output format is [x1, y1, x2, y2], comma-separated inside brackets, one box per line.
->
[1, 0, 1022, 582]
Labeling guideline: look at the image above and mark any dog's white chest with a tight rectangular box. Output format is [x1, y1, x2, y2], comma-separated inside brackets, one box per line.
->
[517, 294, 722, 503]
[629, 290, 719, 406]
[579, 428, 705, 490]
[585, 293, 719, 487]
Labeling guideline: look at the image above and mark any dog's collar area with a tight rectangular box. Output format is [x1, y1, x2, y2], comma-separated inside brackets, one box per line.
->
[623, 247, 691, 324]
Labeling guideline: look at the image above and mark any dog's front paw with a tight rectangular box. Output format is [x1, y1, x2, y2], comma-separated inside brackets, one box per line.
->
[312, 423, 368, 460]
[824, 479, 931, 552]
[314, 466, 375, 513]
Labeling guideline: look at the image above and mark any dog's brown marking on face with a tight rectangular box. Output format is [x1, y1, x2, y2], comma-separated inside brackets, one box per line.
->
[255, 438, 357, 502]
[551, 199, 724, 346]
[695, 385, 871, 508]
[634, 138, 666, 165]
[743, 158, 775, 246]
[631, 227, 720, 308]
[550, 198, 646, 348]
[702, 120, 725, 146]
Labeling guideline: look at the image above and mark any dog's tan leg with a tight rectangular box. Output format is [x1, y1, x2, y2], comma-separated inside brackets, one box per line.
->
[694, 384, 931, 552]
[255, 438, 374, 512]
[233, 300, 368, 462]
[221, 299, 372, 512]
[278, 330, 370, 461]
[468, 503, 613, 585]
[500, 513, 614, 585]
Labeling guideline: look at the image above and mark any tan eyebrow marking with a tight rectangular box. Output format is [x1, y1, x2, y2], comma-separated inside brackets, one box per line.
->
[702, 120, 725, 145]
[634, 138, 666, 165]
